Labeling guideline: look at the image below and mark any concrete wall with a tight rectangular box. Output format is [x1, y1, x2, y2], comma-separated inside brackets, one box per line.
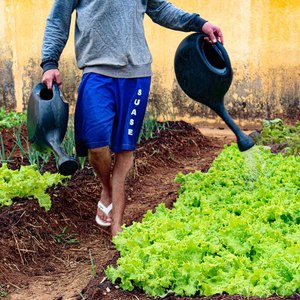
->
[0, 0, 299, 124]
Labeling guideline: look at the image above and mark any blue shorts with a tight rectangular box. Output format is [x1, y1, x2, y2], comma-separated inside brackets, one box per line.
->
[74, 73, 151, 156]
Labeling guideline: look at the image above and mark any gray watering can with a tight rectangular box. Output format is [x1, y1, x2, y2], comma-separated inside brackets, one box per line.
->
[174, 33, 254, 152]
[27, 82, 79, 175]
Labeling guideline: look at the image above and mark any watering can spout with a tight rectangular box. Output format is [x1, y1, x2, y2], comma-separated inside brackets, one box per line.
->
[211, 102, 254, 152]
[174, 33, 254, 152]
[27, 82, 79, 176]
[236, 134, 255, 152]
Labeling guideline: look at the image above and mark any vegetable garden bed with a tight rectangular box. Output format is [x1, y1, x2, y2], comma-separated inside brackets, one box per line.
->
[0, 115, 299, 300]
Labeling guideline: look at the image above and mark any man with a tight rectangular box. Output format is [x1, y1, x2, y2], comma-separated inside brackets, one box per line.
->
[41, 0, 224, 237]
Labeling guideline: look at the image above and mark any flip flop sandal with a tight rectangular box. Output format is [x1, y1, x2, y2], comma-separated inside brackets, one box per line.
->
[95, 201, 113, 227]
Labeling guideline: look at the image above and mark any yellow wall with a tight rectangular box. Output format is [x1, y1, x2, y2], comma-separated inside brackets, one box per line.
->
[0, 0, 300, 123]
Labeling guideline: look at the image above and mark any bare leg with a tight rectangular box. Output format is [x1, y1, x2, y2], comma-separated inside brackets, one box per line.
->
[110, 150, 133, 236]
[88, 146, 112, 223]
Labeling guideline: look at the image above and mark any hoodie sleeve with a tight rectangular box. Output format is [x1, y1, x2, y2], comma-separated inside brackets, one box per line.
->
[41, 0, 78, 72]
[146, 0, 207, 32]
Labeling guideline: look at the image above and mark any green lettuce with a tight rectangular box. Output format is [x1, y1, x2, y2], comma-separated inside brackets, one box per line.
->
[106, 145, 300, 297]
[0, 163, 68, 211]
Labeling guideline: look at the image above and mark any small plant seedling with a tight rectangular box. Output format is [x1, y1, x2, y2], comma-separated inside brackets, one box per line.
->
[89, 250, 97, 278]
[0, 284, 8, 297]
[54, 226, 79, 246]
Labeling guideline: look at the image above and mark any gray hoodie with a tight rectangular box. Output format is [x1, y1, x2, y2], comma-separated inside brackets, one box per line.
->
[41, 0, 207, 78]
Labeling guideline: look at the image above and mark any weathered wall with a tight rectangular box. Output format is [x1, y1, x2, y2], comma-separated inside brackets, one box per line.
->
[147, 0, 300, 123]
[0, 0, 79, 111]
[0, 0, 299, 124]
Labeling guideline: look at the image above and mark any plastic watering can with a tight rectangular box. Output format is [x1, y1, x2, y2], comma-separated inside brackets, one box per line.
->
[174, 33, 254, 152]
[27, 82, 79, 175]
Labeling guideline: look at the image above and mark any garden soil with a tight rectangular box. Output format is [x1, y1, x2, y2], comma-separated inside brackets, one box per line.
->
[0, 121, 298, 300]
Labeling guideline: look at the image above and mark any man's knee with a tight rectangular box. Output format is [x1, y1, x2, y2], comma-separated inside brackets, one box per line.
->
[89, 146, 109, 155]
[114, 151, 134, 174]
[115, 150, 133, 161]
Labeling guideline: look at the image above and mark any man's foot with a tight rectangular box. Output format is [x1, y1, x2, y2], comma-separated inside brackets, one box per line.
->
[111, 224, 123, 237]
[96, 188, 112, 224]
[95, 201, 112, 226]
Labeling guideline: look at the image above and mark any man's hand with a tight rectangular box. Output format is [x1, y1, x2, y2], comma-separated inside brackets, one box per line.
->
[201, 22, 224, 45]
[42, 69, 62, 90]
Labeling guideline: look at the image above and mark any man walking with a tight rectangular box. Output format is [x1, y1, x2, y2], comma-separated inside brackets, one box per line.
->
[41, 0, 224, 236]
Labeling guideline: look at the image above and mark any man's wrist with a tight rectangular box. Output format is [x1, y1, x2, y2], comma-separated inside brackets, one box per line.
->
[41, 60, 59, 74]
[189, 15, 208, 32]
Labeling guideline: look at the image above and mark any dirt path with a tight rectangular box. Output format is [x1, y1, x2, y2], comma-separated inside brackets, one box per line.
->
[3, 125, 234, 300]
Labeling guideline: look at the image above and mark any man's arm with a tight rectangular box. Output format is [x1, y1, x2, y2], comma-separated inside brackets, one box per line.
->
[146, 0, 223, 44]
[41, 0, 77, 89]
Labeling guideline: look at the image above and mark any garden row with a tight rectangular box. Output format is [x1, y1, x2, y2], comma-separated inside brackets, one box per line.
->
[106, 119, 300, 297]
[0, 107, 299, 298]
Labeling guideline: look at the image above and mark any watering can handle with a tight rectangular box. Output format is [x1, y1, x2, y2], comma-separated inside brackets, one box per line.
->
[212, 39, 232, 69]
[197, 33, 231, 68]
[51, 81, 61, 95]
[50, 81, 65, 101]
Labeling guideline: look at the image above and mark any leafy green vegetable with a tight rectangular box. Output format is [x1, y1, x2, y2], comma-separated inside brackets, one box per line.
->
[0, 163, 68, 211]
[0, 108, 26, 129]
[106, 145, 300, 297]
[251, 119, 300, 156]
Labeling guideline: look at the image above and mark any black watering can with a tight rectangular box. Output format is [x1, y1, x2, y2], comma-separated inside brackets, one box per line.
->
[174, 33, 254, 152]
[27, 82, 79, 175]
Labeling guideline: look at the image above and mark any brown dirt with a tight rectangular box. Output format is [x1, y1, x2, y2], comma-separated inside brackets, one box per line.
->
[0, 121, 298, 300]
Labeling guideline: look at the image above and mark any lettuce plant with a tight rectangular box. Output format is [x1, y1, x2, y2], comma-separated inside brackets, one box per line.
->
[0, 163, 68, 211]
[0, 108, 26, 129]
[106, 145, 300, 297]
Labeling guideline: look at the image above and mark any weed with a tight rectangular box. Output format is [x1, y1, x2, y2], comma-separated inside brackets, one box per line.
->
[61, 124, 76, 157]
[0, 284, 8, 297]
[138, 111, 168, 143]
[54, 226, 79, 246]
[167, 152, 174, 161]
[13, 127, 50, 172]
[0, 133, 17, 163]
[77, 156, 86, 169]
[89, 250, 96, 278]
